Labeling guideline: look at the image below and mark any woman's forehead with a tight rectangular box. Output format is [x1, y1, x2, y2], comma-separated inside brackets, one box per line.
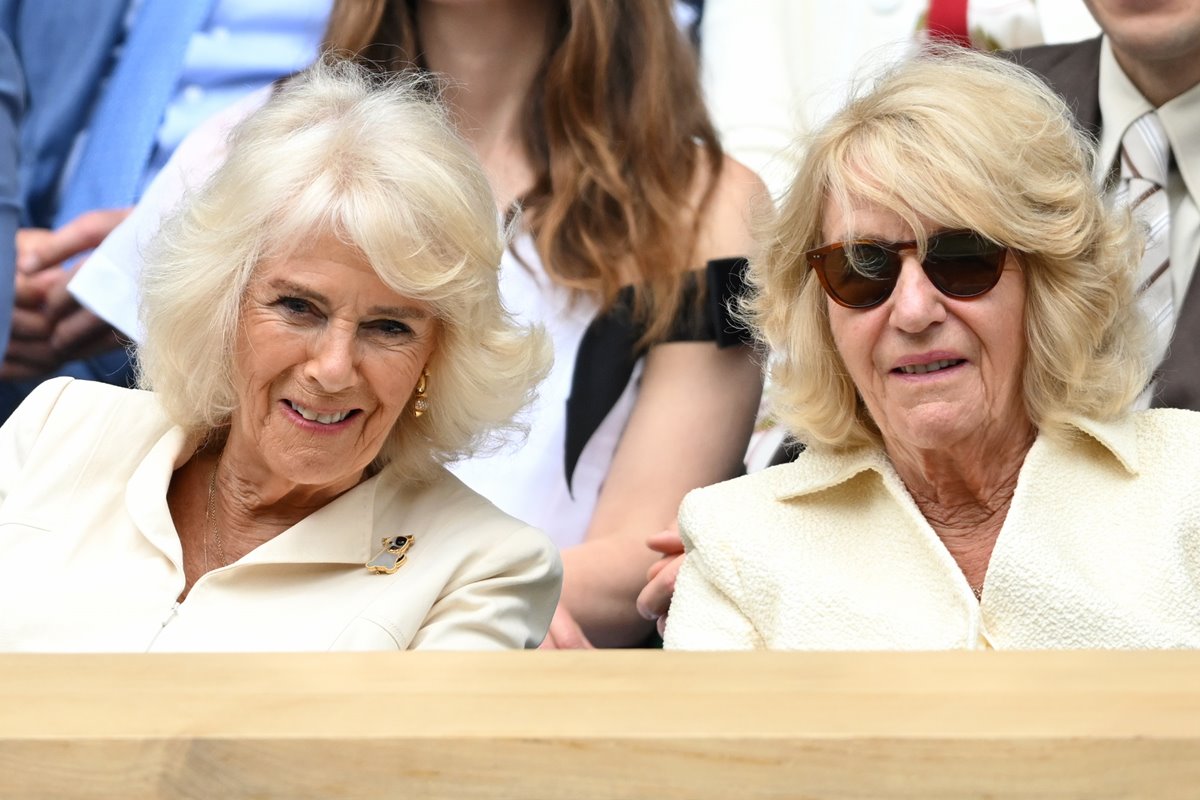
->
[820, 193, 943, 242]
[820, 143, 970, 231]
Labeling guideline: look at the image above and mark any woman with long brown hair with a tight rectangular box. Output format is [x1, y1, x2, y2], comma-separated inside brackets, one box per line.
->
[73, 0, 766, 647]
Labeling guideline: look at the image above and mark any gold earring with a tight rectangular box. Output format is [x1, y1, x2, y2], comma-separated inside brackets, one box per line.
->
[413, 370, 429, 418]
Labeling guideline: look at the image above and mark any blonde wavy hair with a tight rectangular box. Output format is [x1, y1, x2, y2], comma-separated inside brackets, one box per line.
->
[138, 59, 551, 481]
[746, 47, 1149, 450]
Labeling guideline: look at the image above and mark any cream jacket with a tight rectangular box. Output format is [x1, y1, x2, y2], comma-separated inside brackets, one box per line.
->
[665, 411, 1200, 650]
[0, 378, 562, 652]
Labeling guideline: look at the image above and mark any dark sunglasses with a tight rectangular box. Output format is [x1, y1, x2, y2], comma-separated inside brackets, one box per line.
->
[806, 229, 1008, 309]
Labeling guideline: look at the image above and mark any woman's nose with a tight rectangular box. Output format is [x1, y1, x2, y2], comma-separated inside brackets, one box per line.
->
[887, 253, 947, 333]
[303, 325, 357, 392]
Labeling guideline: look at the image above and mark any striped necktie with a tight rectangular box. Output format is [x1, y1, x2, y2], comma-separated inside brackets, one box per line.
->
[1114, 111, 1173, 376]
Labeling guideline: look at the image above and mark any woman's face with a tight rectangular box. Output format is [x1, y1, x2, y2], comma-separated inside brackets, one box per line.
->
[822, 196, 1030, 455]
[229, 233, 438, 494]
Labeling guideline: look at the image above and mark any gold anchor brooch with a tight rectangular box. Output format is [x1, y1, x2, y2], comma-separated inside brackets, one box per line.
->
[366, 535, 415, 574]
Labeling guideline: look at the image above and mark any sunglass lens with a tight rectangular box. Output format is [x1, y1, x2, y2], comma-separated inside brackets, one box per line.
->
[826, 243, 897, 307]
[923, 232, 1005, 298]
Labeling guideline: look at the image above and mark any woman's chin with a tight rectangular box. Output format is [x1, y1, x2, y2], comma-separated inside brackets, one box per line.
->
[251, 446, 370, 495]
[879, 403, 989, 453]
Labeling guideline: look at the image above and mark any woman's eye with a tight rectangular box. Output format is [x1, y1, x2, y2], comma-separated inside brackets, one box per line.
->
[277, 297, 313, 316]
[369, 319, 413, 337]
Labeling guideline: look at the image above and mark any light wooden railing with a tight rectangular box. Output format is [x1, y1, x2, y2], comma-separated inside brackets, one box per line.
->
[1, 651, 1198, 799]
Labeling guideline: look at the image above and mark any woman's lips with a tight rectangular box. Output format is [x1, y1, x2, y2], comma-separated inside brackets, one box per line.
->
[893, 357, 966, 375]
[280, 399, 361, 429]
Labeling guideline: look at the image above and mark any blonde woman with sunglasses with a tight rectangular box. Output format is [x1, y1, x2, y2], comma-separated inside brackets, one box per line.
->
[659, 47, 1200, 650]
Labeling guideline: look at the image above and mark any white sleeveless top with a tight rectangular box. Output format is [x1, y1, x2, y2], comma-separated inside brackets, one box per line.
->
[449, 237, 643, 548]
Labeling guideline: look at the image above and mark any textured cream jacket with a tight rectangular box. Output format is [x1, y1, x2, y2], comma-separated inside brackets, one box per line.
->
[0, 378, 562, 652]
[665, 410, 1200, 650]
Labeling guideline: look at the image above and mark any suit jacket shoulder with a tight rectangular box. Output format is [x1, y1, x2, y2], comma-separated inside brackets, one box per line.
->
[2, 377, 173, 474]
[1007, 37, 1103, 139]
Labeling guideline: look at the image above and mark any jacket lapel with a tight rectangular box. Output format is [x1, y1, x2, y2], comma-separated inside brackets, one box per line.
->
[1009, 37, 1103, 140]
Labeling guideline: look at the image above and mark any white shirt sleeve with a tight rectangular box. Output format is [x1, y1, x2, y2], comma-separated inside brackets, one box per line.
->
[68, 87, 273, 342]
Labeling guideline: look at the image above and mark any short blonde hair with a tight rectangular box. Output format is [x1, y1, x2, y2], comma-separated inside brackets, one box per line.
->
[747, 47, 1148, 450]
[139, 59, 551, 481]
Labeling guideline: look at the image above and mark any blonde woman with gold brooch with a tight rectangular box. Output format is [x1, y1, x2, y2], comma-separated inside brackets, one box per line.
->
[0, 62, 561, 652]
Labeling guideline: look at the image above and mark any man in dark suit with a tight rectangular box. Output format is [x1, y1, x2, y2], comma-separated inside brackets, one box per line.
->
[1012, 1, 1200, 410]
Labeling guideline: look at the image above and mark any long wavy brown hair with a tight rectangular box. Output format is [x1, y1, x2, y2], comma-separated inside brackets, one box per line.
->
[323, 0, 724, 343]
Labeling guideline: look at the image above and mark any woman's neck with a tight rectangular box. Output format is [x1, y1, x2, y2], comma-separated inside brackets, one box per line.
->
[1111, 44, 1200, 109]
[418, 0, 553, 154]
[206, 438, 362, 558]
[885, 422, 1035, 589]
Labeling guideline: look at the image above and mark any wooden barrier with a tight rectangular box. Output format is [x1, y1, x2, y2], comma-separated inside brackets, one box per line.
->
[1, 650, 1198, 799]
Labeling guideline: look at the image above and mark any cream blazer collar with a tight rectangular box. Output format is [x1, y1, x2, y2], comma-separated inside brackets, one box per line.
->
[125, 423, 387, 570]
[766, 415, 1141, 504]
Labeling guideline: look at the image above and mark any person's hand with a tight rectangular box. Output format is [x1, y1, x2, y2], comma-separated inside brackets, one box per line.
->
[15, 227, 54, 272]
[16, 208, 132, 275]
[2, 210, 130, 378]
[4, 239, 59, 379]
[539, 603, 595, 649]
[637, 525, 685, 636]
[11, 226, 58, 333]
[46, 262, 123, 361]
[3, 263, 121, 378]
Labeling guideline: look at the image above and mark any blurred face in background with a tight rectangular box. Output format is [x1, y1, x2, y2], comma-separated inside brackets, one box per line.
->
[1084, 0, 1200, 101]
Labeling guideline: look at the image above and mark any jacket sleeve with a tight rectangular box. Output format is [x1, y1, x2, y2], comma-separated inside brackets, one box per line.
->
[662, 497, 762, 650]
[407, 523, 563, 650]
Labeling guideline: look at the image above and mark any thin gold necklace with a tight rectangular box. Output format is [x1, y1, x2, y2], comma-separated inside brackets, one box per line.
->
[205, 457, 228, 570]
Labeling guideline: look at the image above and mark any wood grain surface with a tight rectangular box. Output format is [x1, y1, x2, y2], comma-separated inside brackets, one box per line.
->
[1, 650, 1197, 799]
